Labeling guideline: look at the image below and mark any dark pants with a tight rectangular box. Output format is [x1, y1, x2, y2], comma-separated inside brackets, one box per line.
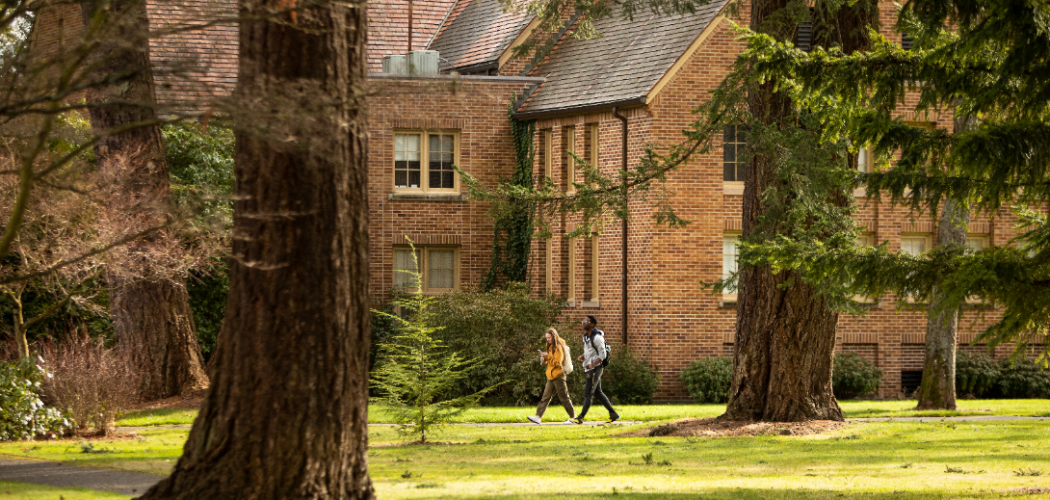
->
[576, 365, 617, 420]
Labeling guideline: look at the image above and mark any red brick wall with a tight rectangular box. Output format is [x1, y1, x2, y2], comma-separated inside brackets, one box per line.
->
[367, 75, 544, 299]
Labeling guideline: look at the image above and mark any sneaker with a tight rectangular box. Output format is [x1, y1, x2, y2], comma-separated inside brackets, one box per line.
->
[605, 413, 620, 424]
[527, 415, 542, 424]
[563, 419, 576, 424]
[570, 418, 584, 425]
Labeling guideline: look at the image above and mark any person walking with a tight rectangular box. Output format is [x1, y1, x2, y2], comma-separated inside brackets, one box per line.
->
[572, 315, 620, 425]
[527, 328, 576, 424]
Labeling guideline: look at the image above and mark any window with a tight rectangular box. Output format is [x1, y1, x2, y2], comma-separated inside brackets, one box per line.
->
[562, 126, 576, 194]
[393, 246, 459, 293]
[723, 233, 741, 296]
[901, 32, 914, 50]
[586, 123, 599, 171]
[857, 146, 871, 173]
[566, 234, 576, 303]
[544, 237, 553, 294]
[583, 232, 599, 303]
[966, 235, 989, 252]
[541, 129, 553, 181]
[796, 19, 813, 52]
[900, 235, 930, 256]
[856, 233, 876, 247]
[393, 131, 459, 192]
[723, 126, 748, 182]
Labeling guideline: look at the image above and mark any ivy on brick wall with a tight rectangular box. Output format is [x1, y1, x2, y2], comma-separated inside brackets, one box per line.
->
[482, 104, 536, 290]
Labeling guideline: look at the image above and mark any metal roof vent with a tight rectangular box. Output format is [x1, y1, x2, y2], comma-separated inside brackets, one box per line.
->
[407, 50, 439, 75]
[382, 54, 407, 74]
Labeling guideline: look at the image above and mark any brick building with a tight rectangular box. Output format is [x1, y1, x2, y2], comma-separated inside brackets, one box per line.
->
[30, 0, 1038, 400]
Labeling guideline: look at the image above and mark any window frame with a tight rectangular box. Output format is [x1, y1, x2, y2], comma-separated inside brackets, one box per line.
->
[965, 234, 989, 253]
[723, 125, 748, 184]
[392, 245, 461, 294]
[722, 232, 741, 301]
[900, 234, 932, 256]
[584, 231, 600, 305]
[563, 126, 576, 194]
[392, 129, 461, 194]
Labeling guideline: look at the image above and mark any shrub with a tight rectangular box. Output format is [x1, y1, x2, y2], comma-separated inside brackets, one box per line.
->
[833, 352, 882, 399]
[602, 345, 660, 404]
[425, 282, 564, 404]
[186, 261, 229, 363]
[679, 356, 733, 404]
[996, 358, 1050, 398]
[955, 351, 1000, 398]
[37, 336, 140, 435]
[0, 358, 73, 441]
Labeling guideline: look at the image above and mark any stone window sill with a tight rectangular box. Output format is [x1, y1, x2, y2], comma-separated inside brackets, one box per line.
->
[581, 300, 600, 309]
[388, 193, 468, 202]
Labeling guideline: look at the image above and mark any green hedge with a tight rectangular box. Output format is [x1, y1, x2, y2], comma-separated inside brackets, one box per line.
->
[956, 351, 1050, 398]
[679, 356, 733, 404]
[832, 352, 883, 399]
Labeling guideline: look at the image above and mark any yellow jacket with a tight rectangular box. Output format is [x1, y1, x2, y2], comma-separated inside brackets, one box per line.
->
[545, 343, 565, 380]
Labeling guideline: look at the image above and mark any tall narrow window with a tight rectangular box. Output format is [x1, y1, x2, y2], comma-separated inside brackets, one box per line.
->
[393, 248, 421, 288]
[428, 134, 455, 189]
[723, 126, 748, 182]
[586, 123, 599, 171]
[542, 129, 553, 181]
[590, 233, 599, 302]
[723, 233, 740, 294]
[566, 235, 577, 303]
[544, 237, 553, 294]
[393, 130, 459, 193]
[857, 146, 870, 173]
[563, 126, 576, 194]
[582, 232, 599, 303]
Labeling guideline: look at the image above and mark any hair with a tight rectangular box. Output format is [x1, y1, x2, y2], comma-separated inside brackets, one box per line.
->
[586, 315, 598, 327]
[545, 328, 566, 350]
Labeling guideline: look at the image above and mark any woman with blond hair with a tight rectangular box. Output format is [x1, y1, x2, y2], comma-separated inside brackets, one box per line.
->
[527, 328, 576, 424]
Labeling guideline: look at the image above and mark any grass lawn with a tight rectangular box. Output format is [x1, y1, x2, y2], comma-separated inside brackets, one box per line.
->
[2, 419, 1048, 499]
[0, 481, 129, 500]
[116, 399, 1050, 427]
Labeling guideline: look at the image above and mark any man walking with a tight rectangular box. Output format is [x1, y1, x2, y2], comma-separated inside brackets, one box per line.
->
[572, 315, 620, 425]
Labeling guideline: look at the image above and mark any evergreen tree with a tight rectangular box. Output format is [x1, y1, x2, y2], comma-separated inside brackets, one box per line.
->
[372, 243, 496, 443]
[736, 0, 1050, 368]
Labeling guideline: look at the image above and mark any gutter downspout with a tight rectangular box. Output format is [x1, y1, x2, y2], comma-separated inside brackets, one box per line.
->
[612, 107, 628, 346]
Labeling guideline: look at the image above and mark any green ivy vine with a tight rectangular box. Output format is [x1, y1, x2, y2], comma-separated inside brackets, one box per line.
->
[482, 103, 536, 291]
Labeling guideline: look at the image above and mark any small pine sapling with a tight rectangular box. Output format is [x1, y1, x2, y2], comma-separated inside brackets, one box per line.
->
[371, 241, 498, 443]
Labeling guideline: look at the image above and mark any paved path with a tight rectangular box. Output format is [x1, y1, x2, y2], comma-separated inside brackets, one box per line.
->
[0, 456, 162, 496]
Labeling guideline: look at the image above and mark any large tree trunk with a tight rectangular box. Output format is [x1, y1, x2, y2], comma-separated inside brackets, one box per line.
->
[916, 105, 976, 410]
[916, 200, 967, 409]
[137, 0, 373, 498]
[82, 0, 208, 399]
[723, 0, 877, 422]
[722, 74, 843, 421]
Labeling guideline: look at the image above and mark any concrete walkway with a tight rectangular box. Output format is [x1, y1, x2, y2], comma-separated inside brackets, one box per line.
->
[851, 415, 1048, 422]
[0, 456, 162, 496]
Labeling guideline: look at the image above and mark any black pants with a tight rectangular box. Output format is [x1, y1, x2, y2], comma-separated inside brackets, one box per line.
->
[577, 365, 617, 420]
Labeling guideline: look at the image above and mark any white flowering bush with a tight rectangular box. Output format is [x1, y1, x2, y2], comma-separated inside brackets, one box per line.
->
[0, 358, 73, 441]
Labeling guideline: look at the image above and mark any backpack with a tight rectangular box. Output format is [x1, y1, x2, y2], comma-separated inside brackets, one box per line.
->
[560, 343, 574, 375]
[588, 329, 611, 368]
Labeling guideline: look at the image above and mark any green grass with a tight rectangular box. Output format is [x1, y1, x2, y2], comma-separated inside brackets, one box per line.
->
[0, 481, 129, 500]
[4, 419, 1048, 499]
[116, 399, 1050, 427]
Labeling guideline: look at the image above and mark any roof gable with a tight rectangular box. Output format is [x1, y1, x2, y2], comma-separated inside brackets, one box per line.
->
[516, 0, 727, 116]
[427, 0, 533, 72]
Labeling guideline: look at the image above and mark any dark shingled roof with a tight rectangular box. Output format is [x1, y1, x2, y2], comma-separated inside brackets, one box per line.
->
[427, 0, 533, 72]
[516, 0, 727, 116]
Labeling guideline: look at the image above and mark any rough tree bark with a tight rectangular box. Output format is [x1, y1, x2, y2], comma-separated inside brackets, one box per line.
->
[137, 0, 374, 497]
[723, 0, 876, 422]
[82, 0, 208, 399]
[915, 200, 967, 409]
